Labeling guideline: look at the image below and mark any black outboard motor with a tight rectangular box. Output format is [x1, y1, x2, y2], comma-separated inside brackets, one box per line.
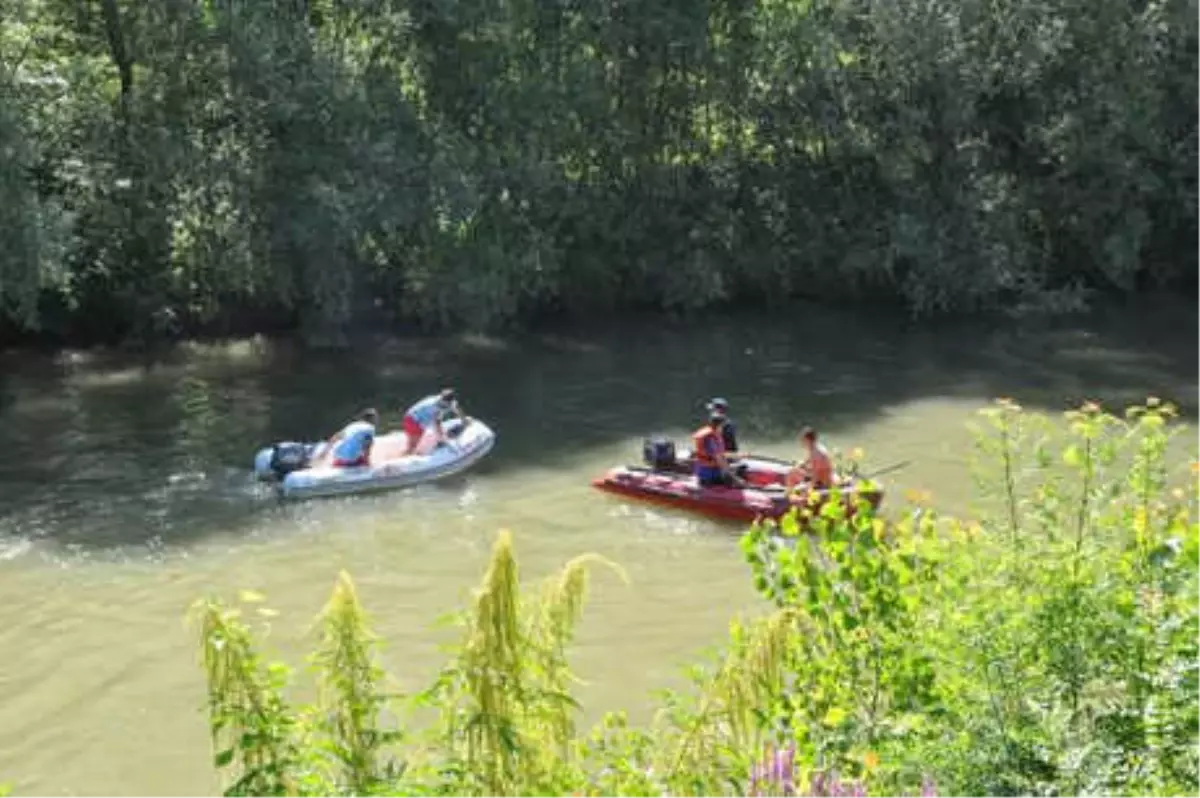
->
[269, 442, 314, 478]
[642, 436, 677, 470]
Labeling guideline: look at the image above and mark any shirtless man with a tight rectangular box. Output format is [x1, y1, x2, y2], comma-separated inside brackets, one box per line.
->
[785, 426, 833, 490]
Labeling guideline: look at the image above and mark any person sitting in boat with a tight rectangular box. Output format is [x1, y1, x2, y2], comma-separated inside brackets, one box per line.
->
[692, 413, 741, 488]
[327, 408, 379, 468]
[402, 388, 464, 454]
[786, 426, 834, 491]
[707, 397, 739, 455]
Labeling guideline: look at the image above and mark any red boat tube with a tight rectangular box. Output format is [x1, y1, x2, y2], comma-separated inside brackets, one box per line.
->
[592, 464, 883, 524]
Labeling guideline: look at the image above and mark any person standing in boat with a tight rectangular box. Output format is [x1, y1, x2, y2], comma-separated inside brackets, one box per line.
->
[402, 388, 464, 454]
[326, 407, 379, 468]
[692, 413, 741, 487]
[706, 397, 740, 455]
[786, 426, 834, 491]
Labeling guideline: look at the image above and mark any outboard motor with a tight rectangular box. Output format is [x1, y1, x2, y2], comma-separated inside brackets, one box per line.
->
[268, 442, 313, 479]
[642, 436, 677, 470]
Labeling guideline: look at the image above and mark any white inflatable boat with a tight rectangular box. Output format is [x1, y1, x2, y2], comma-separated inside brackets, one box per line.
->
[252, 417, 495, 500]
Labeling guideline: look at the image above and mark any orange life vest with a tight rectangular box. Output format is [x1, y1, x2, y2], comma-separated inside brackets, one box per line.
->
[692, 425, 723, 468]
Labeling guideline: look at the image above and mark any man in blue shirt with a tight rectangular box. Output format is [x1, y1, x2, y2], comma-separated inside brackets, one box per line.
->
[402, 388, 464, 453]
[328, 408, 379, 468]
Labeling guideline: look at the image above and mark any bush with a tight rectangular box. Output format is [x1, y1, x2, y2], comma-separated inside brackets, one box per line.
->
[3, 0, 1196, 343]
[190, 400, 1197, 796]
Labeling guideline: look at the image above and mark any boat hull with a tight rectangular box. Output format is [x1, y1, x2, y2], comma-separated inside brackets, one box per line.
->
[592, 464, 882, 524]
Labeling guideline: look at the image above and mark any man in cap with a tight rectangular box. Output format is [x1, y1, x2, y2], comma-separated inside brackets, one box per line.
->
[707, 397, 739, 455]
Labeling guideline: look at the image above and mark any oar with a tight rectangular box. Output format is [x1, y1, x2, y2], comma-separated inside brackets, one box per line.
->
[860, 460, 912, 480]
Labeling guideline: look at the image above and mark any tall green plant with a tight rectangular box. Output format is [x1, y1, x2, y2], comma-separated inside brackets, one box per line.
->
[192, 531, 626, 797]
[192, 578, 402, 797]
[309, 572, 405, 795]
[190, 592, 308, 796]
[416, 529, 623, 796]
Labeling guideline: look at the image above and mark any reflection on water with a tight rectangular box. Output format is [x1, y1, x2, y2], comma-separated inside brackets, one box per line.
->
[0, 297, 1195, 795]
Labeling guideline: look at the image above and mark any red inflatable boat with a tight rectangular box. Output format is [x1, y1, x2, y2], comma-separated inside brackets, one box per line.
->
[592, 439, 884, 524]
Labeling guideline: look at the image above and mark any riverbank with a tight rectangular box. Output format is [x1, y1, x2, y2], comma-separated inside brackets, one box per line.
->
[0, 287, 1113, 354]
[2, 290, 1194, 363]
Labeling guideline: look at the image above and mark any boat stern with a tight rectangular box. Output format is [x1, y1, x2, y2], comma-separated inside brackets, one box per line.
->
[253, 447, 275, 480]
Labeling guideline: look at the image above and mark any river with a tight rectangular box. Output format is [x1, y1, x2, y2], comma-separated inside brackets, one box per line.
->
[0, 298, 1195, 796]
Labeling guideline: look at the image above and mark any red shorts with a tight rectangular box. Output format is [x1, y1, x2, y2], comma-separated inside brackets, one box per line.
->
[332, 455, 368, 468]
[403, 415, 425, 449]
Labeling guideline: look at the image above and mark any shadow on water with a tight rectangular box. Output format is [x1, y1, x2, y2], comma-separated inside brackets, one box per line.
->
[0, 296, 1195, 553]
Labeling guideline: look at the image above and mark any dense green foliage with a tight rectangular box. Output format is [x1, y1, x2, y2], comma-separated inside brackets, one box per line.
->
[1, 0, 1196, 344]
[190, 400, 1198, 796]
